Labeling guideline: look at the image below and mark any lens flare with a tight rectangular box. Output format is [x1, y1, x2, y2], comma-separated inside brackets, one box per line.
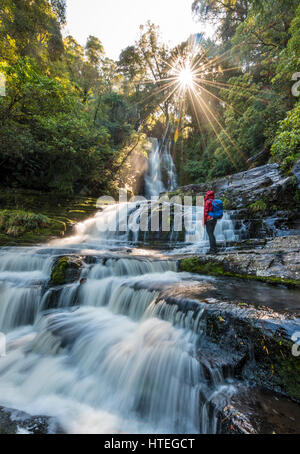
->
[178, 65, 194, 89]
[142, 41, 250, 169]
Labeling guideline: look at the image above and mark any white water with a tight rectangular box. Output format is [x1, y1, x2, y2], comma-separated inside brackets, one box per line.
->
[0, 139, 239, 434]
[0, 251, 236, 433]
[144, 138, 177, 198]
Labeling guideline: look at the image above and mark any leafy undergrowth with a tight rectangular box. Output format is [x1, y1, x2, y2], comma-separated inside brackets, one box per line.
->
[0, 189, 98, 246]
[0, 210, 50, 237]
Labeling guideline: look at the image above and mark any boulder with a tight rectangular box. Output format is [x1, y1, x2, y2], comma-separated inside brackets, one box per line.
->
[50, 256, 83, 286]
[0, 406, 62, 434]
[179, 163, 295, 210]
[170, 162, 300, 238]
[178, 236, 300, 284]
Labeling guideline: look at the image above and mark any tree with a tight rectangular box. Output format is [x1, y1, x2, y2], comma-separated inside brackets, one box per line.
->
[85, 35, 104, 67]
[271, 102, 300, 172]
[0, 0, 64, 64]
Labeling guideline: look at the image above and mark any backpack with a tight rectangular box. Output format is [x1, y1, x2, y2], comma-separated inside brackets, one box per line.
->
[208, 199, 223, 219]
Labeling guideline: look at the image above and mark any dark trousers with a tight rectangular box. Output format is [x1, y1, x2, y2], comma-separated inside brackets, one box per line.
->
[206, 219, 217, 251]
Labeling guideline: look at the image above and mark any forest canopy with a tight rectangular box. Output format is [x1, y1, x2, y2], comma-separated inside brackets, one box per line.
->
[0, 0, 299, 195]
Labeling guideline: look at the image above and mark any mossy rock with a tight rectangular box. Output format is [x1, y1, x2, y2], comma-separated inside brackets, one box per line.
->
[179, 257, 224, 276]
[50, 256, 82, 286]
[178, 256, 300, 288]
[198, 301, 300, 401]
[274, 355, 300, 401]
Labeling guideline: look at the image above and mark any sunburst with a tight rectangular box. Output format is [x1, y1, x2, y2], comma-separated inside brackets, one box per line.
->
[151, 44, 250, 168]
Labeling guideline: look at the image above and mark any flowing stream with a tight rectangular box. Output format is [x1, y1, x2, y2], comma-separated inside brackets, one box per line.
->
[0, 140, 297, 434]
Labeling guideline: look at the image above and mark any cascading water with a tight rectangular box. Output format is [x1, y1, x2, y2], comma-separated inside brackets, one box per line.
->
[0, 137, 240, 434]
[161, 140, 177, 193]
[183, 205, 239, 252]
[0, 246, 239, 434]
[144, 138, 177, 198]
[144, 138, 166, 198]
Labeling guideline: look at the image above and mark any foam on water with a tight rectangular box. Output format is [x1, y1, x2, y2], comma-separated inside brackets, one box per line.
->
[0, 139, 239, 433]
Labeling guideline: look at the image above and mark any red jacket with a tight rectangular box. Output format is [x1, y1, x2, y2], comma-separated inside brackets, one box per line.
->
[203, 191, 215, 225]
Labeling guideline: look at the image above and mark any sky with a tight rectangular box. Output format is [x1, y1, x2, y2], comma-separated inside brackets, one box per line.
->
[64, 0, 214, 60]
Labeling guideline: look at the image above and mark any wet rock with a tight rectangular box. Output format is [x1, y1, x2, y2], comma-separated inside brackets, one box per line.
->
[0, 406, 62, 434]
[42, 287, 62, 309]
[179, 163, 293, 209]
[83, 255, 98, 265]
[220, 388, 300, 434]
[200, 301, 300, 401]
[178, 236, 300, 284]
[172, 162, 300, 238]
[50, 256, 83, 286]
[130, 273, 300, 400]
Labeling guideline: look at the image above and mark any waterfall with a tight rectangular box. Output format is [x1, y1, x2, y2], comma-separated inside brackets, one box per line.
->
[183, 205, 239, 250]
[144, 138, 166, 198]
[0, 245, 238, 434]
[144, 138, 177, 198]
[57, 137, 238, 251]
[0, 136, 240, 434]
[161, 140, 177, 193]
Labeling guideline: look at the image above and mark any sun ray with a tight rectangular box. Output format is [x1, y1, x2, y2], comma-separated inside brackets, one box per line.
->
[192, 81, 248, 165]
[130, 23, 278, 163]
[191, 89, 239, 170]
[191, 79, 242, 116]
[197, 78, 271, 104]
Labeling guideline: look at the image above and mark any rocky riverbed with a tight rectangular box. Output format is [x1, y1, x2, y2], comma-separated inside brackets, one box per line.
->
[179, 235, 300, 287]
[0, 161, 299, 434]
[170, 160, 300, 238]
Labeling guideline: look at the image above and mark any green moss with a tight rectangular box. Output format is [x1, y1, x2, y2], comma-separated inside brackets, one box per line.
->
[249, 200, 267, 214]
[50, 257, 69, 285]
[275, 355, 300, 401]
[179, 257, 224, 276]
[222, 197, 231, 210]
[179, 257, 300, 288]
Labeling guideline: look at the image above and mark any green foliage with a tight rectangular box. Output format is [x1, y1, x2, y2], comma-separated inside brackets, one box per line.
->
[0, 1, 144, 196]
[0, 210, 50, 237]
[183, 160, 205, 182]
[249, 200, 267, 214]
[0, 189, 100, 246]
[0, 57, 114, 194]
[1, 0, 299, 195]
[0, 0, 65, 64]
[271, 102, 300, 172]
[180, 0, 300, 185]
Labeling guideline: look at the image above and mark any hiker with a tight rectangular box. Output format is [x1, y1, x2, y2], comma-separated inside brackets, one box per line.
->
[203, 190, 223, 254]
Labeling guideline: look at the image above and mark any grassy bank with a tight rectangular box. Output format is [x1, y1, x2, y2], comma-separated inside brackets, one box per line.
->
[0, 189, 98, 247]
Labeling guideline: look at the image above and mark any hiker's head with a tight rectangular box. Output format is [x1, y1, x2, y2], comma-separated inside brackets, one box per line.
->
[205, 190, 215, 200]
